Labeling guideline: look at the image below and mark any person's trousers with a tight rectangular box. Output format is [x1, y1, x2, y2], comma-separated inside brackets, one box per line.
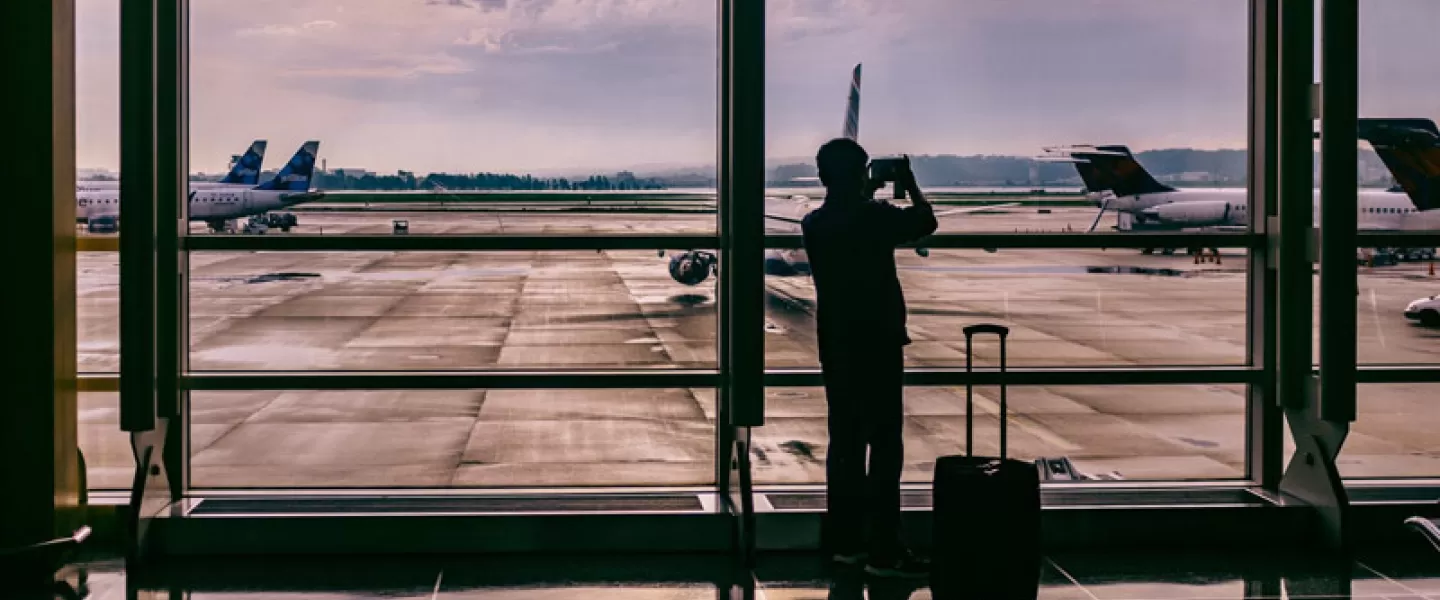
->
[820, 343, 905, 556]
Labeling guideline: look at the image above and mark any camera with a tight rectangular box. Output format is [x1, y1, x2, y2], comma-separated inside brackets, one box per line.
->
[868, 156, 910, 200]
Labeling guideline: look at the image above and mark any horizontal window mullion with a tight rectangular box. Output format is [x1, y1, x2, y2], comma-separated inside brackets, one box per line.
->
[183, 370, 721, 391]
[1354, 231, 1440, 248]
[182, 234, 720, 252]
[764, 232, 1259, 250]
[1355, 367, 1440, 384]
[768, 366, 1259, 387]
[79, 374, 120, 392]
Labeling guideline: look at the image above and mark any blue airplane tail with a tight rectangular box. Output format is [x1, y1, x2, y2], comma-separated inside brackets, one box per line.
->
[218, 140, 267, 185]
[256, 141, 320, 191]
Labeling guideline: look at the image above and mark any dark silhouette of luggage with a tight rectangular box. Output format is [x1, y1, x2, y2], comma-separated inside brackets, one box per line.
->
[930, 324, 1041, 599]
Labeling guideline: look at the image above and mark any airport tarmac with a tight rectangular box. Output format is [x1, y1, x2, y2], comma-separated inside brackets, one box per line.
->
[76, 207, 1440, 489]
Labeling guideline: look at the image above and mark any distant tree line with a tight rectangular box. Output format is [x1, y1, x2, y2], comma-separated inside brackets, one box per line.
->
[302, 170, 668, 191]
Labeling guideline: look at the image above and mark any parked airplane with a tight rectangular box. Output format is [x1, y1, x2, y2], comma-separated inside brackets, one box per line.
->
[1046, 119, 1440, 236]
[76, 140, 269, 192]
[77, 141, 322, 232]
[667, 64, 1015, 285]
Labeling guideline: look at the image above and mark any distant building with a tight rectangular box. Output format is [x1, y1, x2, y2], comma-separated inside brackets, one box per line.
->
[331, 168, 376, 179]
[1160, 171, 1219, 183]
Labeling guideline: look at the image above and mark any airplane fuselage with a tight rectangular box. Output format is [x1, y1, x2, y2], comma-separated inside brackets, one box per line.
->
[1110, 187, 1440, 231]
[77, 186, 318, 224]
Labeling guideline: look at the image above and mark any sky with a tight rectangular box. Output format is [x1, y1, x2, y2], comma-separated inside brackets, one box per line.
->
[76, 0, 1440, 174]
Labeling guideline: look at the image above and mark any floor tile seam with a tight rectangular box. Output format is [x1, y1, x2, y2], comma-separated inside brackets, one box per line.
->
[1045, 556, 1102, 600]
[1359, 561, 1429, 597]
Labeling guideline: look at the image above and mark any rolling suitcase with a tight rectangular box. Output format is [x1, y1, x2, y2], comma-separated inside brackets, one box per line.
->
[931, 324, 1041, 593]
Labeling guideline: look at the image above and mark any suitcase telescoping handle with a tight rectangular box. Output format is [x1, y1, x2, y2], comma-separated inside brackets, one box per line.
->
[963, 324, 1010, 459]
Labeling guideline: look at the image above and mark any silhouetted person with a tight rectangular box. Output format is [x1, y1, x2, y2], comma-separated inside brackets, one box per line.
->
[802, 138, 937, 578]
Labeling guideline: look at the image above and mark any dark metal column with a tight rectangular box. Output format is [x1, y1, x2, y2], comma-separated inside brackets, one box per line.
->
[718, 0, 763, 566]
[726, 0, 765, 429]
[1278, 0, 1356, 550]
[0, 0, 81, 585]
[156, 0, 189, 495]
[1246, 0, 1282, 490]
[121, 0, 176, 562]
[1316, 0, 1358, 426]
[715, 0, 734, 497]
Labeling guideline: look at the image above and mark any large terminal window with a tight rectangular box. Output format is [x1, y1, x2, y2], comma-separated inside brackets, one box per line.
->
[76, 0, 128, 490]
[179, 0, 720, 490]
[1342, 0, 1440, 480]
[85, 0, 1436, 498]
[762, 0, 1253, 485]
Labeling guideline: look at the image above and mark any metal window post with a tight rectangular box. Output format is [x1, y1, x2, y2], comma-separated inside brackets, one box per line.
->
[1317, 0, 1358, 426]
[718, 0, 764, 564]
[1278, 0, 1357, 551]
[715, 0, 734, 496]
[121, 0, 177, 562]
[1246, 0, 1282, 490]
[726, 0, 765, 430]
[157, 0, 189, 496]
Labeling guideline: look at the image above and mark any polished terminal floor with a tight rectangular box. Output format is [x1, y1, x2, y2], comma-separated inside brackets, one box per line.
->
[38, 549, 1440, 599]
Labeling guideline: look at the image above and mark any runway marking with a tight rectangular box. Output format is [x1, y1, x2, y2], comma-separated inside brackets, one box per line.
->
[1368, 288, 1388, 350]
[958, 388, 1081, 452]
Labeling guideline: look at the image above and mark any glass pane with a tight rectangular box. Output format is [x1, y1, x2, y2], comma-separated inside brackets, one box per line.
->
[188, 1, 717, 235]
[765, 248, 1248, 368]
[1358, 264, 1439, 364]
[189, 251, 717, 371]
[79, 252, 120, 373]
[766, 1, 1249, 234]
[1339, 383, 1440, 478]
[76, 0, 120, 240]
[1355, 0, 1440, 363]
[79, 391, 131, 491]
[756, 385, 1247, 485]
[189, 388, 715, 488]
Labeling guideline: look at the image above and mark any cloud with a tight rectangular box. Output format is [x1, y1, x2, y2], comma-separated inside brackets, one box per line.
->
[286, 52, 471, 79]
[236, 24, 300, 37]
[237, 19, 336, 37]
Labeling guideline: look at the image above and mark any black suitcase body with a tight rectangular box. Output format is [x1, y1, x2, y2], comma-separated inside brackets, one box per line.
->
[932, 324, 1041, 564]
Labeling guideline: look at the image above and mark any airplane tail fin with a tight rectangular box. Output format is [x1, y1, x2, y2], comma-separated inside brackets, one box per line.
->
[1358, 118, 1440, 211]
[256, 141, 320, 192]
[218, 140, 267, 185]
[842, 63, 861, 140]
[1041, 145, 1143, 195]
[1078, 146, 1174, 197]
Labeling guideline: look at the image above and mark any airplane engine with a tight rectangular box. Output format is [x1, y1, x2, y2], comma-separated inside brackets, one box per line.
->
[1144, 201, 1231, 227]
[669, 251, 717, 286]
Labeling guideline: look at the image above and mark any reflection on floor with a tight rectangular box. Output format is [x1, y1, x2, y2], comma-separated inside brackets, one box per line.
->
[34, 549, 1440, 600]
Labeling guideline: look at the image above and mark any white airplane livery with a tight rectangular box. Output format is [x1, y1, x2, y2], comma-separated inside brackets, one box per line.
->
[77, 140, 269, 193]
[1048, 118, 1440, 235]
[666, 64, 1014, 285]
[77, 141, 322, 232]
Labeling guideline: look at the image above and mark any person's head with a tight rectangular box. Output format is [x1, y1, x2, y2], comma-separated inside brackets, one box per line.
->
[817, 138, 869, 197]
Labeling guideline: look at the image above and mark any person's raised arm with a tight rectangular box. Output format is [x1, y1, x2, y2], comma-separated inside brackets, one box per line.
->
[878, 156, 938, 245]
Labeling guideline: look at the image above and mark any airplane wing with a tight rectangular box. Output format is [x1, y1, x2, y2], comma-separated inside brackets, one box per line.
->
[933, 202, 1020, 217]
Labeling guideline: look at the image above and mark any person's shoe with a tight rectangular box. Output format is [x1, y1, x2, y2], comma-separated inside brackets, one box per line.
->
[864, 550, 930, 579]
[831, 550, 868, 565]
